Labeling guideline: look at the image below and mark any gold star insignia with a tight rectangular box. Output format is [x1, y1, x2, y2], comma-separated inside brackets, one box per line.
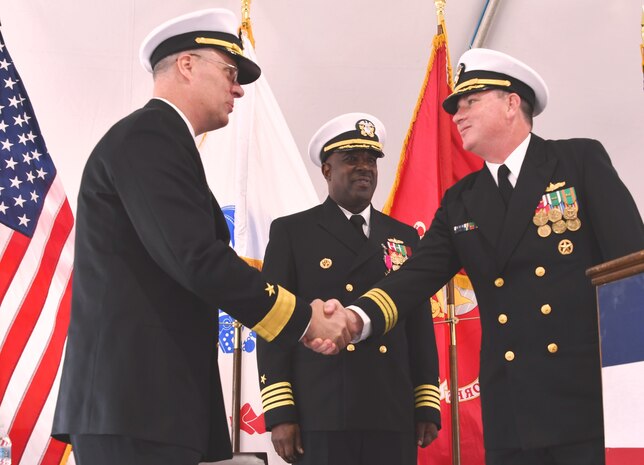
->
[265, 283, 275, 297]
[261, 374, 266, 384]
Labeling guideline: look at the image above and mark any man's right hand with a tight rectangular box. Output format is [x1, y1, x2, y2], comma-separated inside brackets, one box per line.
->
[271, 422, 303, 463]
[301, 299, 353, 354]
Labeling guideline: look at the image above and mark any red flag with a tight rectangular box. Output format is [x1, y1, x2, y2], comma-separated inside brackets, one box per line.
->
[0, 29, 75, 464]
[382, 22, 486, 465]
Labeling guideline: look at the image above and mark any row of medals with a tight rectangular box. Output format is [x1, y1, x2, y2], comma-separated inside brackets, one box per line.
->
[533, 204, 581, 237]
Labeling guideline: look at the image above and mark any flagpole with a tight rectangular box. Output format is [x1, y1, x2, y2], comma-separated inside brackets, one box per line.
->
[231, 321, 243, 451]
[434, 2, 462, 464]
[228, 0, 255, 453]
[445, 279, 461, 465]
[470, 0, 503, 49]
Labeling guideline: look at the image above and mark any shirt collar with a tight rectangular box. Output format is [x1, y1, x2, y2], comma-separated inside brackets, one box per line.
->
[486, 133, 532, 187]
[153, 97, 196, 139]
[337, 204, 371, 224]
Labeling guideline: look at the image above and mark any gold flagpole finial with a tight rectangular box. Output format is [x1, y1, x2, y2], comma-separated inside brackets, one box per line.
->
[240, 0, 256, 48]
[435, 0, 446, 34]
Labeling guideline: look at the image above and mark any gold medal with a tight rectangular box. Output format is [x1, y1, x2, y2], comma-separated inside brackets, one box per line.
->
[548, 208, 563, 223]
[563, 205, 578, 220]
[537, 224, 552, 237]
[533, 210, 548, 226]
[552, 220, 567, 234]
[566, 218, 581, 231]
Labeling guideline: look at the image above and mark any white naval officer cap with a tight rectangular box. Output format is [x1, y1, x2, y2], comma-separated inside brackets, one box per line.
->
[443, 48, 549, 116]
[308, 113, 386, 167]
[139, 8, 261, 84]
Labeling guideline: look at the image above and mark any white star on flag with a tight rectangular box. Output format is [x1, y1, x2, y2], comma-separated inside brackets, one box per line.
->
[13, 194, 26, 207]
[9, 175, 22, 188]
[5, 156, 17, 168]
[3, 76, 17, 89]
[17, 213, 30, 226]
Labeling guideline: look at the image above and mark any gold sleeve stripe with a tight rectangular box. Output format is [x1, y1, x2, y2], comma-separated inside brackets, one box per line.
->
[262, 393, 294, 406]
[414, 384, 440, 395]
[415, 394, 441, 402]
[260, 381, 292, 395]
[194, 37, 243, 55]
[263, 399, 296, 412]
[261, 387, 293, 402]
[362, 288, 397, 333]
[416, 399, 441, 410]
[453, 78, 511, 93]
[253, 285, 296, 342]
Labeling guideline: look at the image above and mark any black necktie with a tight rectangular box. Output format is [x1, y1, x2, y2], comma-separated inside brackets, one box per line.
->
[349, 214, 367, 240]
[498, 164, 513, 207]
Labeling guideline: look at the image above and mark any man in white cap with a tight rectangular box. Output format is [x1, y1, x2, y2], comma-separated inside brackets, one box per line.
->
[326, 49, 644, 465]
[256, 113, 440, 465]
[51, 9, 357, 465]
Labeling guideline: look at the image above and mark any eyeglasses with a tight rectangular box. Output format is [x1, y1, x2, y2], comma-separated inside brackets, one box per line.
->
[189, 53, 239, 84]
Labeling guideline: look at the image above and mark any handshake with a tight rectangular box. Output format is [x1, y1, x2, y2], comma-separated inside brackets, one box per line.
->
[301, 299, 364, 355]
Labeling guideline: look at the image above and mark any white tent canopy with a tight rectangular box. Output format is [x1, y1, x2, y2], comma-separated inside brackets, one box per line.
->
[2, 0, 642, 213]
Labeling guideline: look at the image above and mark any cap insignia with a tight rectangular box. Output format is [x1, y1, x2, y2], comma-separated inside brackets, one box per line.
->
[454, 63, 465, 86]
[356, 119, 376, 138]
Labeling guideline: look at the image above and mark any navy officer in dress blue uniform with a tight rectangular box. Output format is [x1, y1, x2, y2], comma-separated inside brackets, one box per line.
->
[257, 113, 441, 464]
[325, 49, 644, 465]
[51, 9, 356, 465]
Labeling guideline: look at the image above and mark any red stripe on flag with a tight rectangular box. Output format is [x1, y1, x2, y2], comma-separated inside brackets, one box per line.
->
[0, 232, 31, 302]
[9, 273, 72, 464]
[0, 204, 74, 401]
[606, 448, 644, 464]
[38, 438, 70, 465]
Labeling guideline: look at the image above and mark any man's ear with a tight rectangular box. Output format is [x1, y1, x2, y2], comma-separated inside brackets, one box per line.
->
[321, 162, 331, 181]
[175, 53, 195, 80]
[507, 92, 522, 114]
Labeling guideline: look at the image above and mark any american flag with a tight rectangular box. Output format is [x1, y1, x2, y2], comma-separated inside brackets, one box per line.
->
[0, 29, 75, 464]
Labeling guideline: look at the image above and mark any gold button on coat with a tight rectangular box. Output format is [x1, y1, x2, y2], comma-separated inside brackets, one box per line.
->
[535, 266, 546, 277]
[541, 304, 552, 315]
[346, 344, 355, 352]
[548, 343, 558, 353]
[498, 314, 508, 324]
[345, 284, 354, 292]
[379, 345, 387, 354]
[494, 278, 505, 287]
[505, 351, 515, 361]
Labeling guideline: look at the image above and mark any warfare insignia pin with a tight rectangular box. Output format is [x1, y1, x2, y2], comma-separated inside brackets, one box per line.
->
[546, 181, 566, 192]
[356, 119, 376, 138]
[382, 238, 411, 275]
[320, 258, 333, 269]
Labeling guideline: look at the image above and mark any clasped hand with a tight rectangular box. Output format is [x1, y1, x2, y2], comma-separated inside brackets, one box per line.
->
[301, 299, 363, 355]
